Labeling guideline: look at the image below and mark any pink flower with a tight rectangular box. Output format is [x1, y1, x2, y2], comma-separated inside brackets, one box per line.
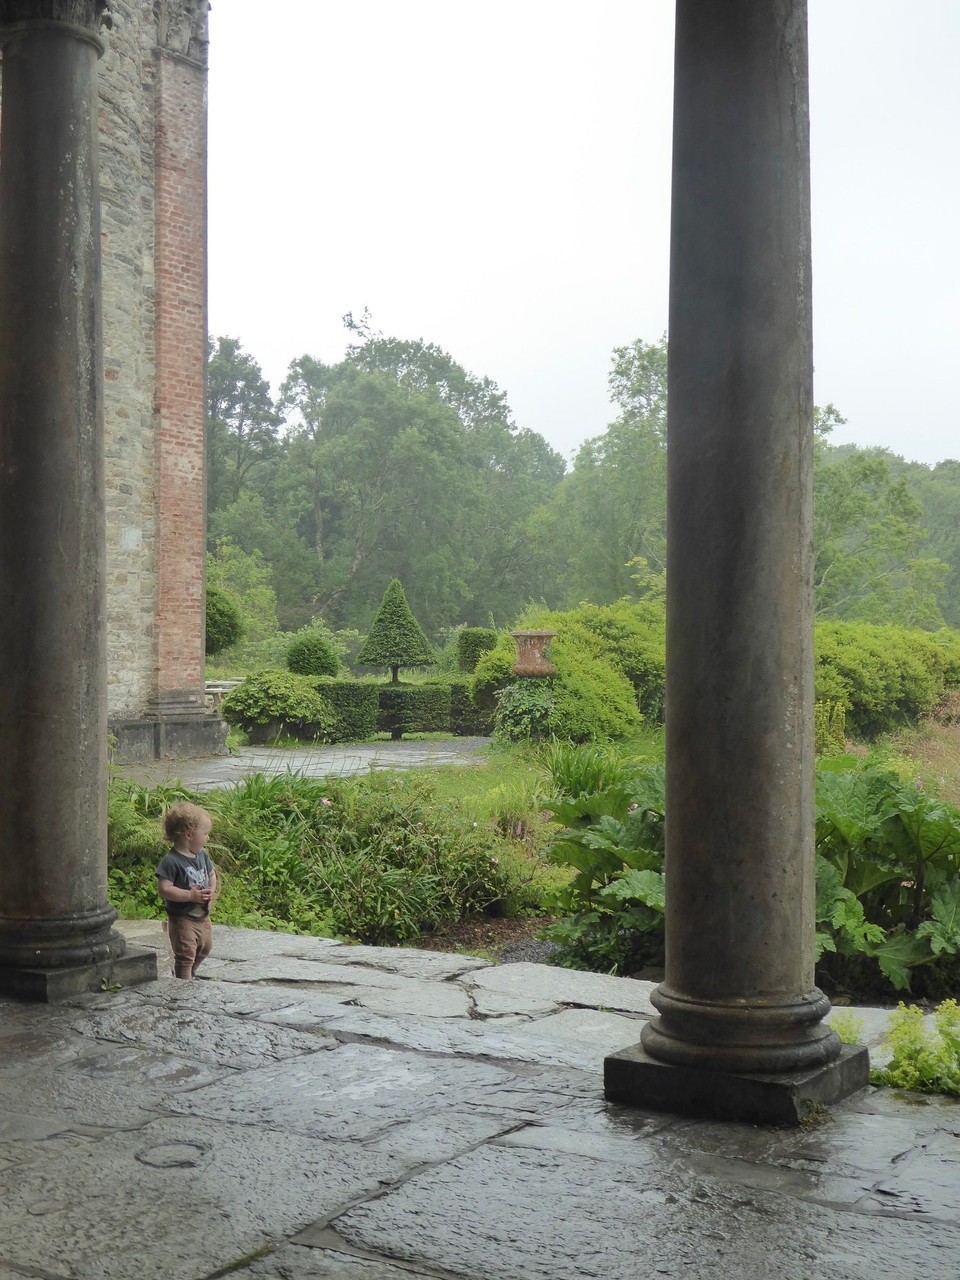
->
[321, 797, 332, 807]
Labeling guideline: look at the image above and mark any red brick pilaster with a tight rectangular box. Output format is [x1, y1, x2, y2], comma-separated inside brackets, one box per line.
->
[153, 24, 207, 710]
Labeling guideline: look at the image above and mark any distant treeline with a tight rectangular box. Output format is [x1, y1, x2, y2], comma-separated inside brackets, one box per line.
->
[207, 322, 960, 641]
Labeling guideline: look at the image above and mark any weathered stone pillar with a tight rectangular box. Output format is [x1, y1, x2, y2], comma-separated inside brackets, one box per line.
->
[0, 0, 156, 999]
[605, 0, 868, 1122]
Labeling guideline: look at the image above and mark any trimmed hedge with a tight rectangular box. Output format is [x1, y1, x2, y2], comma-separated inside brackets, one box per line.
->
[457, 627, 498, 673]
[205, 585, 244, 656]
[287, 631, 339, 677]
[446, 677, 495, 736]
[377, 683, 452, 740]
[311, 678, 379, 742]
[815, 622, 960, 738]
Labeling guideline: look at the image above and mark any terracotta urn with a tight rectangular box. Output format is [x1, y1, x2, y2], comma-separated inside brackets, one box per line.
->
[510, 630, 557, 677]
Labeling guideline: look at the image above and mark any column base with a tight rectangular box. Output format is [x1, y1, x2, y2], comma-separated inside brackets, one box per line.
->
[0, 946, 158, 1003]
[604, 1041, 870, 1126]
[109, 710, 227, 763]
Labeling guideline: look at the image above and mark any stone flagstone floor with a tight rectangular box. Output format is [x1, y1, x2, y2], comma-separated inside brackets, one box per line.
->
[0, 920, 958, 1280]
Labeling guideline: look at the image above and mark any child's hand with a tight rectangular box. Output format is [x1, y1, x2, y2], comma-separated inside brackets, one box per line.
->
[194, 888, 212, 903]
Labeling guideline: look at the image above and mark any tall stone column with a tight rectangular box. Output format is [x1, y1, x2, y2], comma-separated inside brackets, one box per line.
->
[0, 1, 156, 999]
[605, 0, 868, 1123]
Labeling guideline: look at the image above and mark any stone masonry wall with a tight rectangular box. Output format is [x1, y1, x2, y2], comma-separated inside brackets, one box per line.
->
[99, 0, 159, 717]
[0, 1, 210, 737]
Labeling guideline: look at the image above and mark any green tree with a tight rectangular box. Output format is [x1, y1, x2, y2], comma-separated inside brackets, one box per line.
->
[209, 491, 320, 631]
[356, 579, 434, 682]
[529, 336, 668, 605]
[279, 333, 565, 634]
[340, 322, 566, 623]
[206, 536, 279, 642]
[280, 364, 474, 628]
[207, 337, 280, 510]
[897, 458, 960, 627]
[814, 434, 947, 628]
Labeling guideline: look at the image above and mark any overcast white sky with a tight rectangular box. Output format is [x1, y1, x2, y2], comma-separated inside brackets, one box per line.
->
[207, 1, 959, 467]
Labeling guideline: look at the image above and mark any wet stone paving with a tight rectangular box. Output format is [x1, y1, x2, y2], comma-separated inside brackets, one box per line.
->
[0, 920, 958, 1280]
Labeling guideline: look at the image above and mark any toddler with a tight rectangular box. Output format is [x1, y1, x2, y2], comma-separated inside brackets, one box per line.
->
[156, 802, 217, 979]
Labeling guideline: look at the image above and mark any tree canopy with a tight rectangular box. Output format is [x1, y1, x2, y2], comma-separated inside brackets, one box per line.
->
[205, 326, 960, 647]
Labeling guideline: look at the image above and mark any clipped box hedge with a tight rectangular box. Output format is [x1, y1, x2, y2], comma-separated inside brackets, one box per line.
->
[445, 677, 495, 736]
[457, 627, 498, 673]
[377, 683, 452, 740]
[311, 678, 379, 742]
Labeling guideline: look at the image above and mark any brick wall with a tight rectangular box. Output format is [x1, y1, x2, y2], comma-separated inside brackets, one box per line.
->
[153, 47, 207, 698]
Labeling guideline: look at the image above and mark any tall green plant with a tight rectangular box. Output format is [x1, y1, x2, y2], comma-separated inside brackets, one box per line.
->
[108, 771, 534, 946]
[539, 746, 666, 973]
[815, 767, 960, 993]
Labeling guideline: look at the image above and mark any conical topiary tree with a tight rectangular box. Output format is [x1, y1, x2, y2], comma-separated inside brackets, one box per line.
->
[356, 579, 434, 683]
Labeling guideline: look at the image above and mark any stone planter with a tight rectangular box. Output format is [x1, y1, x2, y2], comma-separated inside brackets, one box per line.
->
[510, 630, 557, 677]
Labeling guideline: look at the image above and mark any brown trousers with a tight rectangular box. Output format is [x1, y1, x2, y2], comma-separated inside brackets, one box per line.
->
[166, 914, 213, 979]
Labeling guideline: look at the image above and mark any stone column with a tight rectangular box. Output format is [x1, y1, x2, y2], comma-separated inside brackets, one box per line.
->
[0, 0, 156, 999]
[604, 0, 868, 1123]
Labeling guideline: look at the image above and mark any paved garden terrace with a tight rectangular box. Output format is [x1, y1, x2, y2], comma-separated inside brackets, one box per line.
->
[0, 920, 957, 1279]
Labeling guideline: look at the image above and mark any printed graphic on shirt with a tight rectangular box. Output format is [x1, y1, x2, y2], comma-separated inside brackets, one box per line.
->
[184, 862, 210, 890]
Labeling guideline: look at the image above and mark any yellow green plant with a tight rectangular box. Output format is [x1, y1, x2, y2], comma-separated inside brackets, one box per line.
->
[870, 999, 960, 1095]
[828, 1011, 864, 1046]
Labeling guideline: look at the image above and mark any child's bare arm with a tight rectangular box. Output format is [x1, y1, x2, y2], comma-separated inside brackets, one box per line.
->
[157, 877, 210, 904]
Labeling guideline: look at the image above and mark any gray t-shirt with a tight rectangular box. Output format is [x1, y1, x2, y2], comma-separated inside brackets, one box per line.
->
[156, 849, 214, 918]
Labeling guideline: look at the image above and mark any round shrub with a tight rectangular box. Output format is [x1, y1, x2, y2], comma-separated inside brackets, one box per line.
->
[286, 630, 339, 677]
[814, 621, 960, 738]
[205, 585, 243, 656]
[566, 599, 666, 723]
[477, 615, 642, 745]
[220, 670, 337, 743]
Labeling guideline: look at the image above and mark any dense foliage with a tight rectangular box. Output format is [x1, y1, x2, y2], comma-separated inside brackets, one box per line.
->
[538, 745, 960, 1002]
[870, 1000, 960, 1095]
[205, 585, 243, 656]
[814, 766, 960, 999]
[538, 744, 667, 974]
[286, 630, 339, 677]
[108, 772, 545, 945]
[206, 326, 960, 645]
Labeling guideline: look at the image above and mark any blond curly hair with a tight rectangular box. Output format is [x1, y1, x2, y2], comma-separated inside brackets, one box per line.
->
[162, 802, 211, 844]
